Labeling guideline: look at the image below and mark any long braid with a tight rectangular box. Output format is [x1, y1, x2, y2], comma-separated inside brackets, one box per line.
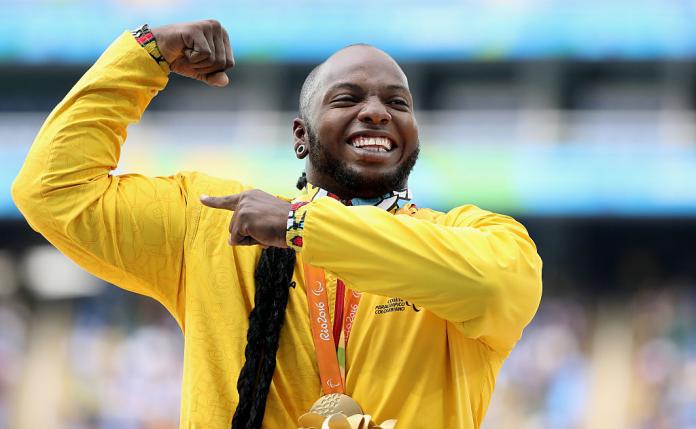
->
[231, 247, 278, 427]
[247, 248, 295, 426]
[231, 174, 306, 428]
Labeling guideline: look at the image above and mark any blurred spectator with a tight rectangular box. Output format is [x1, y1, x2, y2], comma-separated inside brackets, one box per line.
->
[0, 301, 29, 429]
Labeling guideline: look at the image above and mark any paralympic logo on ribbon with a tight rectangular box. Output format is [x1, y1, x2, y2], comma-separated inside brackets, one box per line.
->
[326, 378, 341, 389]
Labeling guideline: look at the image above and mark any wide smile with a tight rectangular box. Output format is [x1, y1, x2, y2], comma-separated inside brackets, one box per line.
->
[346, 135, 398, 162]
[349, 135, 394, 153]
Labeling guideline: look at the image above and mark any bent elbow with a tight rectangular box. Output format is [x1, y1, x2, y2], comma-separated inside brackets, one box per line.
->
[12, 170, 38, 214]
[495, 250, 543, 326]
[12, 165, 48, 232]
[479, 246, 543, 322]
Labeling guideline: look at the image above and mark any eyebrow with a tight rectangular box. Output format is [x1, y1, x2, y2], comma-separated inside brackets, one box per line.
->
[325, 82, 364, 94]
[325, 82, 411, 95]
[385, 84, 410, 93]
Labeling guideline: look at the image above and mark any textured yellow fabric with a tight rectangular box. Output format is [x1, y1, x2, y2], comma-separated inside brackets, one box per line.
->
[12, 32, 543, 429]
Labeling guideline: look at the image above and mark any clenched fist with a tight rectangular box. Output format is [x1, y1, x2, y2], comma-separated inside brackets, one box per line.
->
[151, 20, 234, 87]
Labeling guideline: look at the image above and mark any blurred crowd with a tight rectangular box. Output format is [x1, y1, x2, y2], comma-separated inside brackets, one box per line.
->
[484, 287, 696, 429]
[1, 284, 694, 429]
[628, 288, 696, 429]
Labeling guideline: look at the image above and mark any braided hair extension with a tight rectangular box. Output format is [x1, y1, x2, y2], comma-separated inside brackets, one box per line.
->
[232, 247, 296, 428]
[247, 248, 295, 425]
[231, 175, 306, 429]
[296, 172, 308, 191]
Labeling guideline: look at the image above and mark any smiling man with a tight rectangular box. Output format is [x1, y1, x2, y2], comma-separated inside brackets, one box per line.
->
[12, 20, 542, 429]
[294, 44, 420, 201]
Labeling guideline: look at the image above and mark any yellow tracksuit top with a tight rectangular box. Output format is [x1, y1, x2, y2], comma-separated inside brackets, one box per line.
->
[12, 32, 543, 428]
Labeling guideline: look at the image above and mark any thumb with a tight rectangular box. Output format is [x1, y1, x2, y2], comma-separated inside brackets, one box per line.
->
[205, 71, 229, 87]
[200, 193, 240, 210]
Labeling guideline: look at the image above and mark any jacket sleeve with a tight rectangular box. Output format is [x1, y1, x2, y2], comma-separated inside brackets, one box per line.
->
[297, 197, 543, 352]
[11, 32, 188, 327]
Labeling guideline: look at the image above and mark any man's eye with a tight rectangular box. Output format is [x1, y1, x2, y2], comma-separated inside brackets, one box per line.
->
[332, 95, 357, 103]
[389, 99, 409, 107]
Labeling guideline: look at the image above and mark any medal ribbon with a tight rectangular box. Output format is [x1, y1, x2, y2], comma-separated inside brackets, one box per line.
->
[304, 264, 362, 395]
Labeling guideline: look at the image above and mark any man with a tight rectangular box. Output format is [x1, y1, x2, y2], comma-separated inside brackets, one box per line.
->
[12, 20, 542, 428]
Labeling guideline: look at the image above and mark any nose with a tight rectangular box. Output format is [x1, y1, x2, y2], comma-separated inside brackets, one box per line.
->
[357, 96, 392, 125]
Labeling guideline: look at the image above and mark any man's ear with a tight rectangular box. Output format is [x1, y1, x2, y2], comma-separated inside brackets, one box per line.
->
[292, 118, 309, 160]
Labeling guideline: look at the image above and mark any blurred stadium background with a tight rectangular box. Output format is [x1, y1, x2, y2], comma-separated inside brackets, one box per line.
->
[2, 0, 696, 428]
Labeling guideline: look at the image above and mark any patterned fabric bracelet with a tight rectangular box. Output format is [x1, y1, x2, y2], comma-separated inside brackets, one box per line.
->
[131, 24, 170, 73]
[286, 201, 310, 251]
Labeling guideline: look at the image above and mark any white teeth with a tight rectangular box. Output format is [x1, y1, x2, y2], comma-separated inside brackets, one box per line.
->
[350, 136, 393, 151]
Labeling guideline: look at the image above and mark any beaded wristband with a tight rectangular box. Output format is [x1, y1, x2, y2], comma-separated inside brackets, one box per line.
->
[286, 201, 310, 251]
[131, 24, 169, 73]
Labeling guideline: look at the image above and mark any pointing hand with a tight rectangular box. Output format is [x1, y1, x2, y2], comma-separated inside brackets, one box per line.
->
[200, 190, 292, 248]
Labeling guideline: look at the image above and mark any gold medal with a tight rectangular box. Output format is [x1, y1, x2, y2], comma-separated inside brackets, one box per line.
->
[298, 408, 398, 429]
[309, 393, 363, 417]
[298, 394, 362, 428]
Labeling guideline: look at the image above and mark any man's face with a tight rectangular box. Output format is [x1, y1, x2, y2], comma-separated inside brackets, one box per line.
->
[300, 46, 420, 198]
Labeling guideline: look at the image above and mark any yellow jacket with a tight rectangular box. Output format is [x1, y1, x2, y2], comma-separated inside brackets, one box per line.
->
[12, 32, 543, 428]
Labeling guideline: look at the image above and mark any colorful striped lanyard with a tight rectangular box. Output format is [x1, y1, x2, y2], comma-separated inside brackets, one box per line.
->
[303, 264, 362, 395]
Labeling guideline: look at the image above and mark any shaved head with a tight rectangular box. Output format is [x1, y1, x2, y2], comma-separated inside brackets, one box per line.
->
[298, 64, 322, 122]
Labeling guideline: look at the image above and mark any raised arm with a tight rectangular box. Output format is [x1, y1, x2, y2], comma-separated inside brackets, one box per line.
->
[11, 21, 234, 327]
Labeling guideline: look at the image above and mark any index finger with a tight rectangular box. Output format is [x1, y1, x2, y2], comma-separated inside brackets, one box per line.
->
[200, 193, 241, 210]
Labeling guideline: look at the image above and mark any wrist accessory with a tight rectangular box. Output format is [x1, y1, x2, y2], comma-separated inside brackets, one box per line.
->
[286, 201, 310, 251]
[131, 24, 169, 73]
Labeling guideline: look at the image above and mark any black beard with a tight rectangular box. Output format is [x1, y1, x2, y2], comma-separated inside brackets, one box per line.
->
[307, 126, 420, 198]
